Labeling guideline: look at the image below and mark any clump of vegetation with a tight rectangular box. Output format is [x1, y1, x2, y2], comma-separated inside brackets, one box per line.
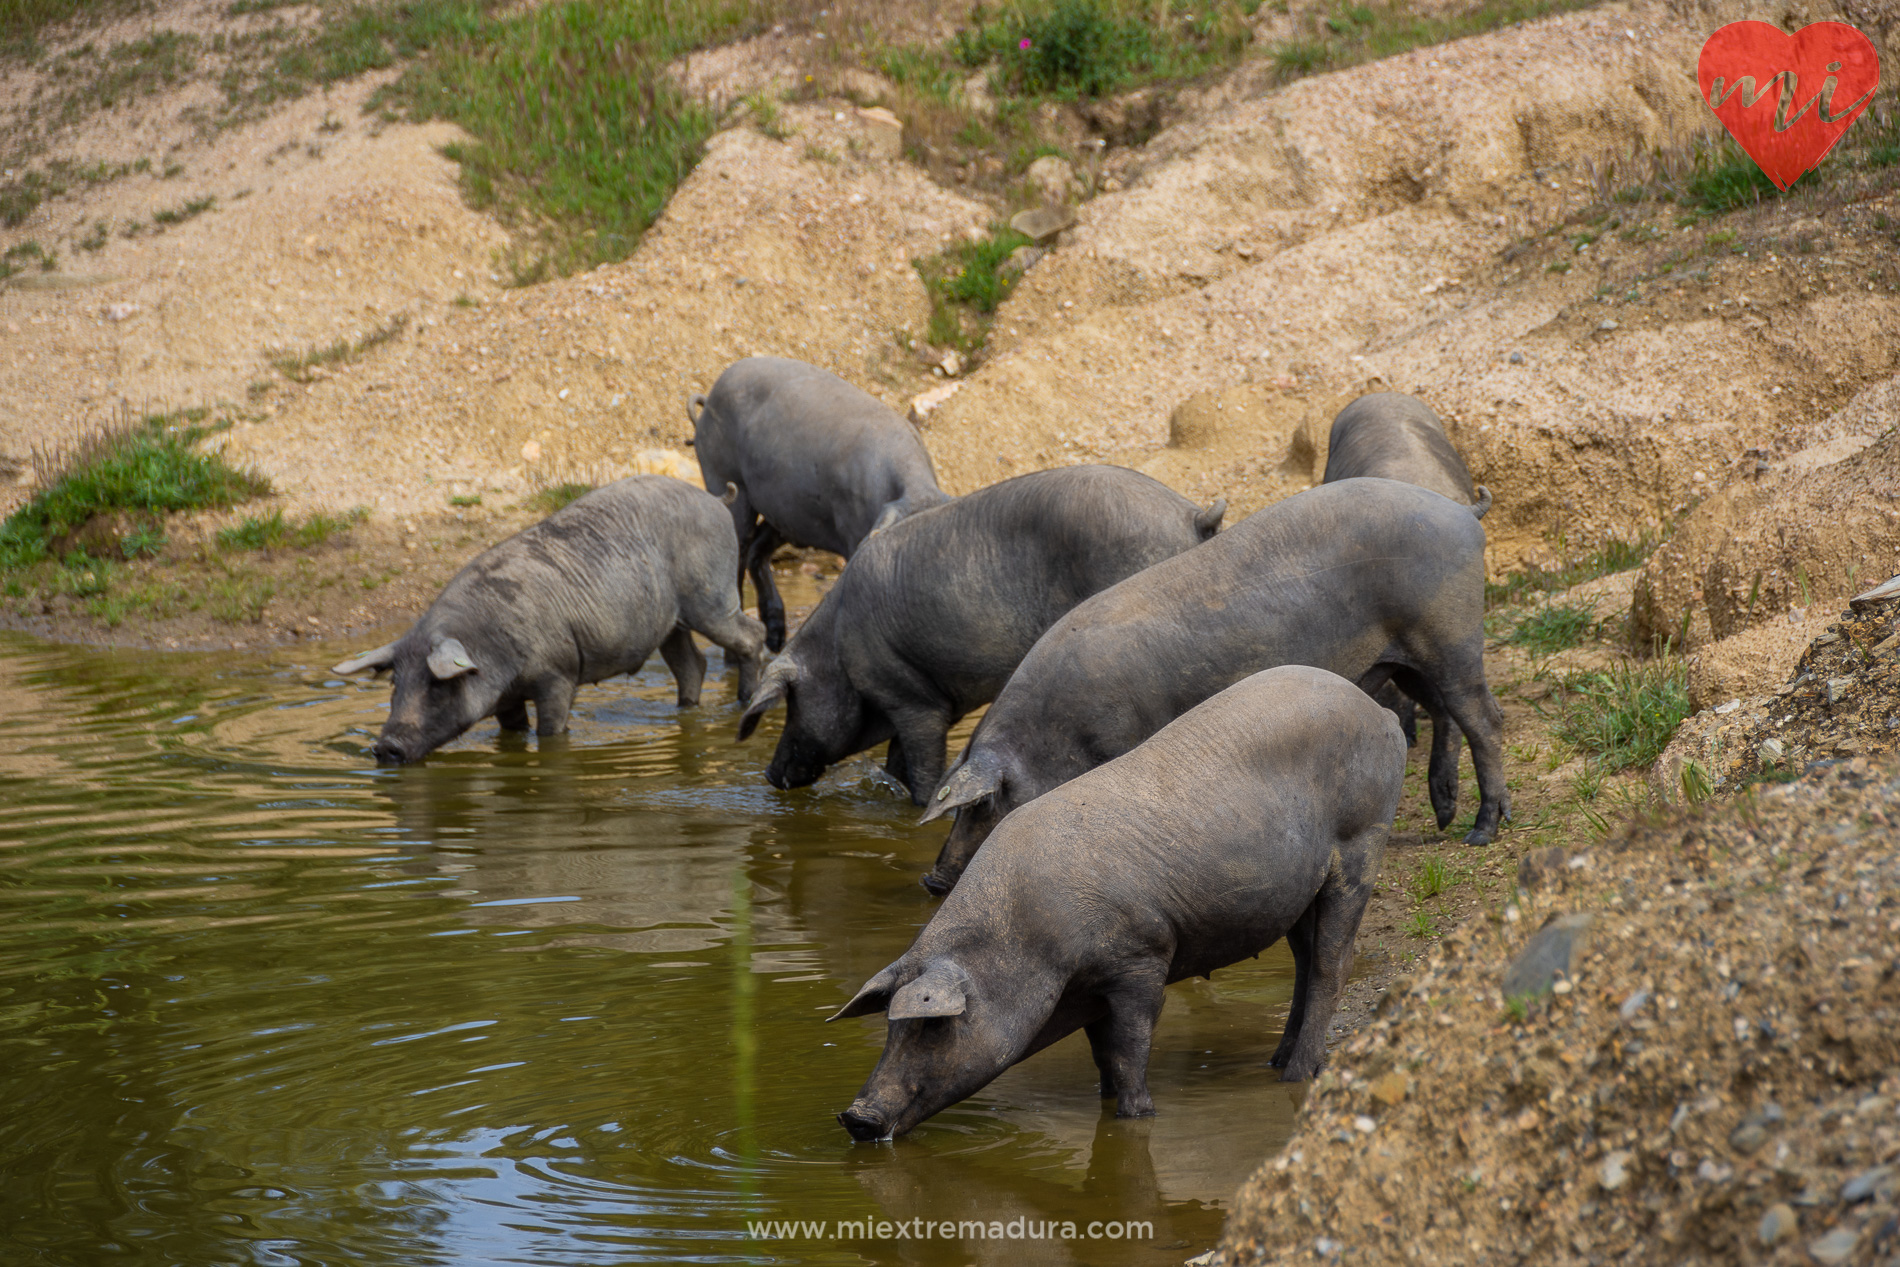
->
[151, 194, 216, 226]
[217, 507, 367, 551]
[1485, 534, 1657, 609]
[915, 224, 1034, 351]
[954, 0, 1254, 99]
[387, 0, 760, 281]
[1262, 0, 1600, 84]
[0, 410, 270, 571]
[524, 482, 593, 514]
[271, 314, 410, 382]
[1547, 658, 1692, 772]
[1505, 601, 1597, 657]
[0, 239, 57, 278]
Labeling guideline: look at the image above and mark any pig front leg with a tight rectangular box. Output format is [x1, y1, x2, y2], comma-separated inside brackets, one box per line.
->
[888, 706, 950, 805]
[1087, 971, 1167, 1117]
[742, 523, 788, 652]
[659, 626, 708, 707]
[496, 698, 531, 732]
[533, 678, 577, 736]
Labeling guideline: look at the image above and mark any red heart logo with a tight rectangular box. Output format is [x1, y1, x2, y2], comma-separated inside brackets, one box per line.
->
[1697, 21, 1882, 191]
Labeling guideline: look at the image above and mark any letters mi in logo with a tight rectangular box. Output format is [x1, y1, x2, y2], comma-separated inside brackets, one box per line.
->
[1698, 21, 1882, 191]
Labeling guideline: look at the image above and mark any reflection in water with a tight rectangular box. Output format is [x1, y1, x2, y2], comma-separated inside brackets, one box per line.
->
[0, 623, 1304, 1265]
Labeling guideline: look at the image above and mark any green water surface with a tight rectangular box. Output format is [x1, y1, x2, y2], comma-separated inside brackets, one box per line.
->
[0, 615, 1304, 1266]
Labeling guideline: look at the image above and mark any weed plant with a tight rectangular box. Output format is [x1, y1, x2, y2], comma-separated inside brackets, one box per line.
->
[1485, 534, 1657, 608]
[1547, 658, 1691, 772]
[1505, 601, 1597, 657]
[916, 224, 1034, 350]
[525, 483, 593, 515]
[0, 411, 270, 571]
[217, 507, 367, 552]
[272, 315, 410, 382]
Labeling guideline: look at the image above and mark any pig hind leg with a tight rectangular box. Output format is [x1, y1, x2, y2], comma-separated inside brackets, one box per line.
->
[659, 626, 708, 706]
[1268, 907, 1317, 1069]
[1434, 674, 1509, 846]
[1278, 838, 1383, 1082]
[1087, 970, 1167, 1117]
[677, 590, 767, 705]
[1389, 667, 1461, 831]
[742, 522, 789, 652]
[886, 705, 952, 805]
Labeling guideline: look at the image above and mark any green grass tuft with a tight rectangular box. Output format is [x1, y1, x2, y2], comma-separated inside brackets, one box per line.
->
[272, 314, 410, 382]
[217, 507, 368, 551]
[1506, 601, 1597, 656]
[0, 412, 270, 571]
[1548, 658, 1691, 773]
[1486, 534, 1657, 609]
[916, 224, 1035, 352]
[525, 482, 593, 515]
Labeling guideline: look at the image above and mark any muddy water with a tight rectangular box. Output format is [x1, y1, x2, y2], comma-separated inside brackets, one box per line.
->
[0, 604, 1306, 1265]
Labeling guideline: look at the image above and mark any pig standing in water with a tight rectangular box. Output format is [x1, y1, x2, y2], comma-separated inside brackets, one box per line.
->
[923, 478, 1505, 894]
[331, 476, 766, 764]
[736, 465, 1224, 803]
[688, 357, 950, 651]
[1323, 391, 1491, 745]
[834, 666, 1406, 1140]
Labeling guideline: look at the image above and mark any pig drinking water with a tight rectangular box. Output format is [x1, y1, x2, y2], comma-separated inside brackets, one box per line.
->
[688, 356, 950, 651]
[736, 464, 1224, 803]
[834, 666, 1407, 1140]
[1322, 391, 1491, 746]
[331, 475, 765, 764]
[921, 477, 1506, 894]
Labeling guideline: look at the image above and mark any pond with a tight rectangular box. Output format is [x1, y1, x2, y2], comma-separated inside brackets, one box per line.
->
[0, 594, 1305, 1266]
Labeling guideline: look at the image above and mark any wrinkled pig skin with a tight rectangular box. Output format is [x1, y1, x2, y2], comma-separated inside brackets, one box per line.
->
[921, 477, 1508, 894]
[688, 356, 950, 651]
[331, 475, 765, 764]
[834, 666, 1407, 1141]
[736, 464, 1224, 803]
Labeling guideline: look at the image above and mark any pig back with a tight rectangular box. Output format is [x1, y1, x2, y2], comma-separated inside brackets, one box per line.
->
[1322, 392, 1478, 506]
[956, 666, 1407, 975]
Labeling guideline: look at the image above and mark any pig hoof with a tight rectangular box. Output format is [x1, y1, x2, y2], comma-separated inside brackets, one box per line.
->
[920, 871, 951, 897]
[1464, 826, 1496, 846]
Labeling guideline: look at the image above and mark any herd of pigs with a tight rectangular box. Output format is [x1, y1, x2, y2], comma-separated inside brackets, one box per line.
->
[331, 355, 1508, 1142]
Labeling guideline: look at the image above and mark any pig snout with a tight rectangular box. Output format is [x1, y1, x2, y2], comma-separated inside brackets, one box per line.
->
[371, 732, 416, 765]
[837, 1104, 892, 1142]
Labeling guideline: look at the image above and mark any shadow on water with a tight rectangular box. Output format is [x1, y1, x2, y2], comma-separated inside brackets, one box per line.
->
[0, 619, 1305, 1266]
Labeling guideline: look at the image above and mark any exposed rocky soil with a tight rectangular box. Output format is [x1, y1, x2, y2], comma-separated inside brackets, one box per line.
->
[1658, 584, 1900, 801]
[1216, 756, 1900, 1267]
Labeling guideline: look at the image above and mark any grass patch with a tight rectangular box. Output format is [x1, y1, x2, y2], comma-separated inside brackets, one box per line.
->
[151, 194, 216, 226]
[915, 224, 1034, 351]
[1485, 533, 1657, 609]
[1505, 601, 1597, 656]
[217, 507, 367, 552]
[1263, 0, 1603, 84]
[524, 482, 593, 515]
[1408, 853, 1461, 902]
[0, 410, 270, 572]
[271, 314, 409, 382]
[0, 0, 142, 56]
[953, 0, 1256, 100]
[384, 0, 762, 281]
[0, 239, 56, 279]
[448, 493, 481, 507]
[1547, 658, 1692, 772]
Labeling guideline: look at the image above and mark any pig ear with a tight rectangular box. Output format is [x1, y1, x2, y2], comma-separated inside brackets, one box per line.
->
[332, 641, 398, 676]
[828, 965, 900, 1021]
[919, 750, 1003, 824]
[888, 961, 969, 1020]
[736, 655, 797, 741]
[1194, 497, 1226, 538]
[426, 637, 478, 680]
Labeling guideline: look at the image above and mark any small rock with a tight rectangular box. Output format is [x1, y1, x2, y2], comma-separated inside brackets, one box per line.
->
[908, 381, 961, 425]
[1759, 737, 1785, 763]
[939, 350, 963, 377]
[855, 106, 903, 160]
[1501, 912, 1593, 1000]
[1714, 698, 1741, 714]
[1825, 676, 1852, 704]
[1618, 989, 1650, 1020]
[1843, 1165, 1895, 1203]
[1508, 350, 1525, 363]
[1597, 318, 1619, 332]
[1314, 1238, 1343, 1261]
[1730, 1121, 1768, 1154]
[1599, 1150, 1633, 1192]
[1002, 244, 1045, 276]
[1009, 205, 1076, 242]
[1368, 1071, 1408, 1106]
[104, 302, 138, 321]
[1849, 572, 1900, 608]
[1352, 1115, 1376, 1133]
[520, 440, 542, 462]
[1024, 155, 1078, 203]
[1184, 1253, 1219, 1267]
[1759, 1203, 1798, 1245]
[1808, 1228, 1860, 1265]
